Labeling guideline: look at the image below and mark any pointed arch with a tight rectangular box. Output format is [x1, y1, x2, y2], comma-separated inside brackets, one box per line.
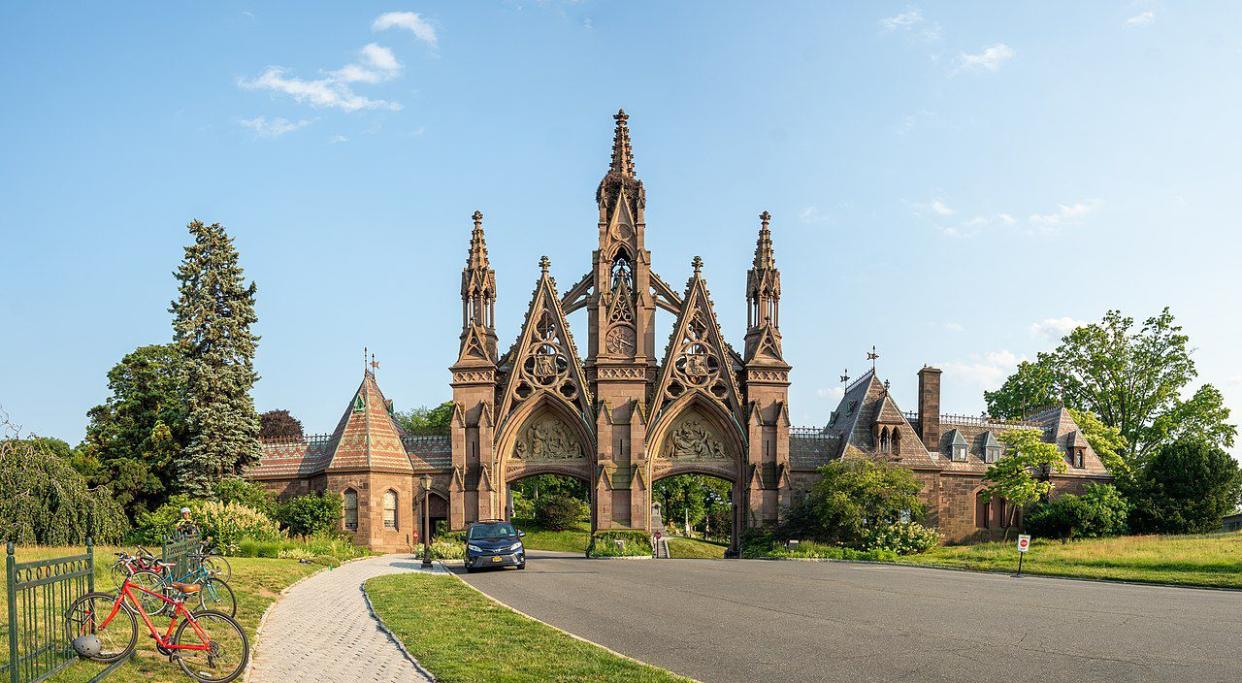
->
[646, 391, 747, 484]
[493, 390, 596, 486]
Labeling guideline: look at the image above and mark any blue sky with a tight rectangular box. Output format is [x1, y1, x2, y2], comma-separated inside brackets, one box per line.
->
[2, 2, 1240, 459]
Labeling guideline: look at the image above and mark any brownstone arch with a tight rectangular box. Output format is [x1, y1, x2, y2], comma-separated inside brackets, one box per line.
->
[493, 393, 596, 521]
[646, 394, 748, 552]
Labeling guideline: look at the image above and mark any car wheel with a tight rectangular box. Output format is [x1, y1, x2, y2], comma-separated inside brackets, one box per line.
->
[517, 562, 526, 570]
[464, 566, 473, 573]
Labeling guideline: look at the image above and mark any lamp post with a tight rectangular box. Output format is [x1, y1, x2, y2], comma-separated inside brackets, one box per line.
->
[420, 474, 433, 569]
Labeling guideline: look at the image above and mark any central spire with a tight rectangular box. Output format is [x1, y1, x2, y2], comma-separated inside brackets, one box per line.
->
[753, 210, 775, 270]
[466, 210, 489, 270]
[609, 108, 635, 177]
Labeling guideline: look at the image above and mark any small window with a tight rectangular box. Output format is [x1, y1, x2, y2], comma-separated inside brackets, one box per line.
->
[383, 491, 398, 530]
[985, 446, 1001, 464]
[344, 489, 358, 531]
[954, 445, 968, 462]
[1074, 449, 1085, 468]
[975, 492, 989, 529]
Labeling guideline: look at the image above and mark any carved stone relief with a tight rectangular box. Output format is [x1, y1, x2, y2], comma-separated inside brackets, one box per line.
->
[661, 414, 728, 460]
[514, 414, 585, 460]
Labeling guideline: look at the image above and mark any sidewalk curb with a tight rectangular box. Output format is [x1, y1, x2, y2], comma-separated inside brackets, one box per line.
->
[362, 572, 438, 682]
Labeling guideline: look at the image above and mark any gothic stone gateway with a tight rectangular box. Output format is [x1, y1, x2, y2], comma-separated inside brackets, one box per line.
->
[245, 110, 1112, 553]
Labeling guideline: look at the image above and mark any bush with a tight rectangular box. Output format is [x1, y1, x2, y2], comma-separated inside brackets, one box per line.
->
[213, 477, 276, 517]
[1128, 437, 1242, 534]
[534, 494, 589, 531]
[776, 460, 926, 550]
[275, 492, 342, 537]
[588, 530, 650, 557]
[1027, 483, 1130, 541]
[415, 540, 465, 560]
[134, 500, 282, 553]
[233, 532, 370, 562]
[863, 522, 940, 554]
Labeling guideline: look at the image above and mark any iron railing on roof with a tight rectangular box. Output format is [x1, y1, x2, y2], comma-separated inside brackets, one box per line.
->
[789, 426, 828, 438]
[258, 432, 333, 447]
[402, 434, 452, 452]
[903, 411, 1041, 429]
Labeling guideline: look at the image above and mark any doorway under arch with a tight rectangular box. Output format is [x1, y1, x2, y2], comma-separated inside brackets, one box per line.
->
[651, 471, 737, 557]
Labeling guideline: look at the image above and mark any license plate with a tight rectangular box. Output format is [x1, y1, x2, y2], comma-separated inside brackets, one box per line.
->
[491, 556, 502, 563]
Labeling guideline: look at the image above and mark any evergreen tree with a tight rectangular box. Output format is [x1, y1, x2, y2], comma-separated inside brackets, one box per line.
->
[170, 220, 261, 495]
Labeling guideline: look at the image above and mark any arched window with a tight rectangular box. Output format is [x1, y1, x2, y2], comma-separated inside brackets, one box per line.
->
[975, 491, 990, 529]
[343, 489, 358, 531]
[879, 427, 890, 453]
[383, 491, 398, 530]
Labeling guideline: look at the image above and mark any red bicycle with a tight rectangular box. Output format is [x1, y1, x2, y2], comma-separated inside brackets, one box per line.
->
[64, 570, 249, 682]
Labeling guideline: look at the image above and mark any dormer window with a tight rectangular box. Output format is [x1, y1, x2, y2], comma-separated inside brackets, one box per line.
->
[947, 429, 969, 462]
[982, 431, 1001, 464]
[1072, 448, 1085, 468]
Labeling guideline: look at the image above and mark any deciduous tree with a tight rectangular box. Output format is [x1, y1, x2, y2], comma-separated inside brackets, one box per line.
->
[259, 409, 304, 441]
[983, 429, 1067, 538]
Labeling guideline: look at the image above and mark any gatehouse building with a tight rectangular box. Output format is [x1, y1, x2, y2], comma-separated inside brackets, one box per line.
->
[245, 111, 1112, 552]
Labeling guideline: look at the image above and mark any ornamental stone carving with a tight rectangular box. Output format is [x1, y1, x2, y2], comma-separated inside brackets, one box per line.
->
[662, 415, 728, 460]
[514, 415, 585, 460]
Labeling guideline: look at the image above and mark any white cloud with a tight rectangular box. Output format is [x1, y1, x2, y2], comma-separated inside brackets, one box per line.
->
[955, 43, 1015, 73]
[817, 387, 846, 401]
[1125, 11, 1155, 27]
[942, 350, 1021, 391]
[373, 11, 437, 46]
[330, 44, 402, 84]
[239, 66, 401, 112]
[799, 206, 830, 224]
[879, 8, 942, 41]
[329, 134, 349, 144]
[1028, 201, 1094, 233]
[1030, 317, 1087, 340]
[930, 199, 954, 216]
[238, 116, 310, 138]
[943, 322, 965, 333]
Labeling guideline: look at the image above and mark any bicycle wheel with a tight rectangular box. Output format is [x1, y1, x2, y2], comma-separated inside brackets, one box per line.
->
[202, 555, 232, 582]
[128, 570, 171, 617]
[108, 562, 130, 589]
[64, 592, 138, 663]
[173, 610, 249, 683]
[196, 578, 237, 618]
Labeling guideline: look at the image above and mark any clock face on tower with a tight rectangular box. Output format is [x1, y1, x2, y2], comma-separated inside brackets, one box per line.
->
[606, 324, 636, 356]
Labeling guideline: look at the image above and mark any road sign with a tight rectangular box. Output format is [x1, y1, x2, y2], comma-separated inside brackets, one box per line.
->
[653, 530, 663, 541]
[1017, 534, 1031, 553]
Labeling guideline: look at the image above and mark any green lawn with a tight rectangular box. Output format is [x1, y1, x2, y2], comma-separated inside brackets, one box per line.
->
[1, 545, 325, 682]
[894, 532, 1242, 588]
[365, 573, 691, 683]
[511, 518, 590, 553]
[665, 537, 727, 559]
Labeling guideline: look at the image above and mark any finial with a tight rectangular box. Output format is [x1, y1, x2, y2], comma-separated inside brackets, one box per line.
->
[691, 255, 703, 275]
[614, 107, 628, 122]
[884, 379, 891, 392]
[608, 108, 635, 177]
[760, 210, 771, 227]
[370, 353, 380, 374]
[363, 346, 368, 374]
[472, 210, 483, 227]
[539, 255, 551, 274]
[840, 369, 850, 385]
[867, 345, 879, 371]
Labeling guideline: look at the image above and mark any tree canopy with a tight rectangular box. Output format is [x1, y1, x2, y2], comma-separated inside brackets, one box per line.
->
[778, 459, 927, 546]
[985, 308, 1235, 467]
[260, 409, 304, 441]
[171, 220, 261, 495]
[79, 343, 188, 515]
[1127, 437, 1242, 534]
[982, 429, 1067, 535]
[394, 401, 454, 435]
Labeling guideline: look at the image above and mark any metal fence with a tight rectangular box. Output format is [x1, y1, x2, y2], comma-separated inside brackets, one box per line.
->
[2, 540, 129, 683]
[161, 532, 200, 581]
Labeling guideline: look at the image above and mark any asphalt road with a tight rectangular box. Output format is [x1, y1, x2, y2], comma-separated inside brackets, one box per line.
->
[456, 551, 1242, 683]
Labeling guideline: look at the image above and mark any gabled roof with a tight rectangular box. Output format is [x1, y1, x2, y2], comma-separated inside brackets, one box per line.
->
[823, 370, 937, 468]
[947, 429, 969, 447]
[323, 371, 413, 473]
[982, 431, 1001, 449]
[1026, 407, 1111, 476]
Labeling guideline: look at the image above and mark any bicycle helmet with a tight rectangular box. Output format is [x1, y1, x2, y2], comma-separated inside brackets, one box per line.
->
[180, 507, 191, 514]
[72, 634, 102, 658]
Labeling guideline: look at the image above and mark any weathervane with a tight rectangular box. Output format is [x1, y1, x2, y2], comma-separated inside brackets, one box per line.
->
[370, 353, 380, 374]
[840, 369, 850, 386]
[363, 346, 368, 374]
[867, 345, 879, 371]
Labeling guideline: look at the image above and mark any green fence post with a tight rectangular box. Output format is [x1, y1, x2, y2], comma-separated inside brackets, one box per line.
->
[86, 537, 94, 594]
[7, 541, 18, 683]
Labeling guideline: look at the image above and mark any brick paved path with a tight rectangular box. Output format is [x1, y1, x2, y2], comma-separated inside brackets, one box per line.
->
[248, 555, 440, 683]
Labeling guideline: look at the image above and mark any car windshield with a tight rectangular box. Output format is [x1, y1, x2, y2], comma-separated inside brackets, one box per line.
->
[468, 523, 518, 540]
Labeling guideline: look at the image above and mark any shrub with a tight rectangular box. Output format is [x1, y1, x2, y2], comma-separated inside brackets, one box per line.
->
[863, 522, 940, 554]
[777, 459, 926, 549]
[534, 494, 589, 531]
[415, 540, 465, 560]
[213, 477, 276, 517]
[135, 500, 282, 553]
[588, 530, 650, 557]
[275, 492, 342, 537]
[1027, 484, 1130, 541]
[1128, 437, 1242, 534]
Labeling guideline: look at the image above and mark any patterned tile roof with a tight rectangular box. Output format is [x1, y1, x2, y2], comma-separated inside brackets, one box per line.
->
[249, 435, 333, 478]
[824, 370, 938, 468]
[324, 371, 414, 472]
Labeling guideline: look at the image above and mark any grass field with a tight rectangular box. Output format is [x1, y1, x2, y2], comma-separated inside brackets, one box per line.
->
[511, 519, 590, 553]
[895, 532, 1242, 588]
[666, 537, 728, 559]
[366, 573, 690, 683]
[0, 545, 326, 682]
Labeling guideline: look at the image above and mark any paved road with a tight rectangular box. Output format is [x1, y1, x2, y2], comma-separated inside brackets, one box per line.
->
[249, 555, 439, 683]
[457, 551, 1242, 683]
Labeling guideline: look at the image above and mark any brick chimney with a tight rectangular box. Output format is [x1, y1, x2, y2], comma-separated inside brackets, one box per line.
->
[917, 366, 942, 450]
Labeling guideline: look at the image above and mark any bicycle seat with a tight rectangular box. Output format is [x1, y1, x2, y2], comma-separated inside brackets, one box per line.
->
[171, 582, 201, 595]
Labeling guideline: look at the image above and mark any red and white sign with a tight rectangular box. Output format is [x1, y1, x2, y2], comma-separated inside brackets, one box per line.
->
[1016, 534, 1031, 553]
[653, 530, 663, 541]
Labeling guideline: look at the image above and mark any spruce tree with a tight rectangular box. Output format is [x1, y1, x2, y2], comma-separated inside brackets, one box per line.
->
[170, 220, 261, 495]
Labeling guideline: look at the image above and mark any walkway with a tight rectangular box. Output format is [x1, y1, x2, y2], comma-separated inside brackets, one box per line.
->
[248, 555, 441, 683]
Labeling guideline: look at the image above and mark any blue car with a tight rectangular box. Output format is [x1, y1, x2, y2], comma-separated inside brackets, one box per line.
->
[463, 520, 526, 572]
